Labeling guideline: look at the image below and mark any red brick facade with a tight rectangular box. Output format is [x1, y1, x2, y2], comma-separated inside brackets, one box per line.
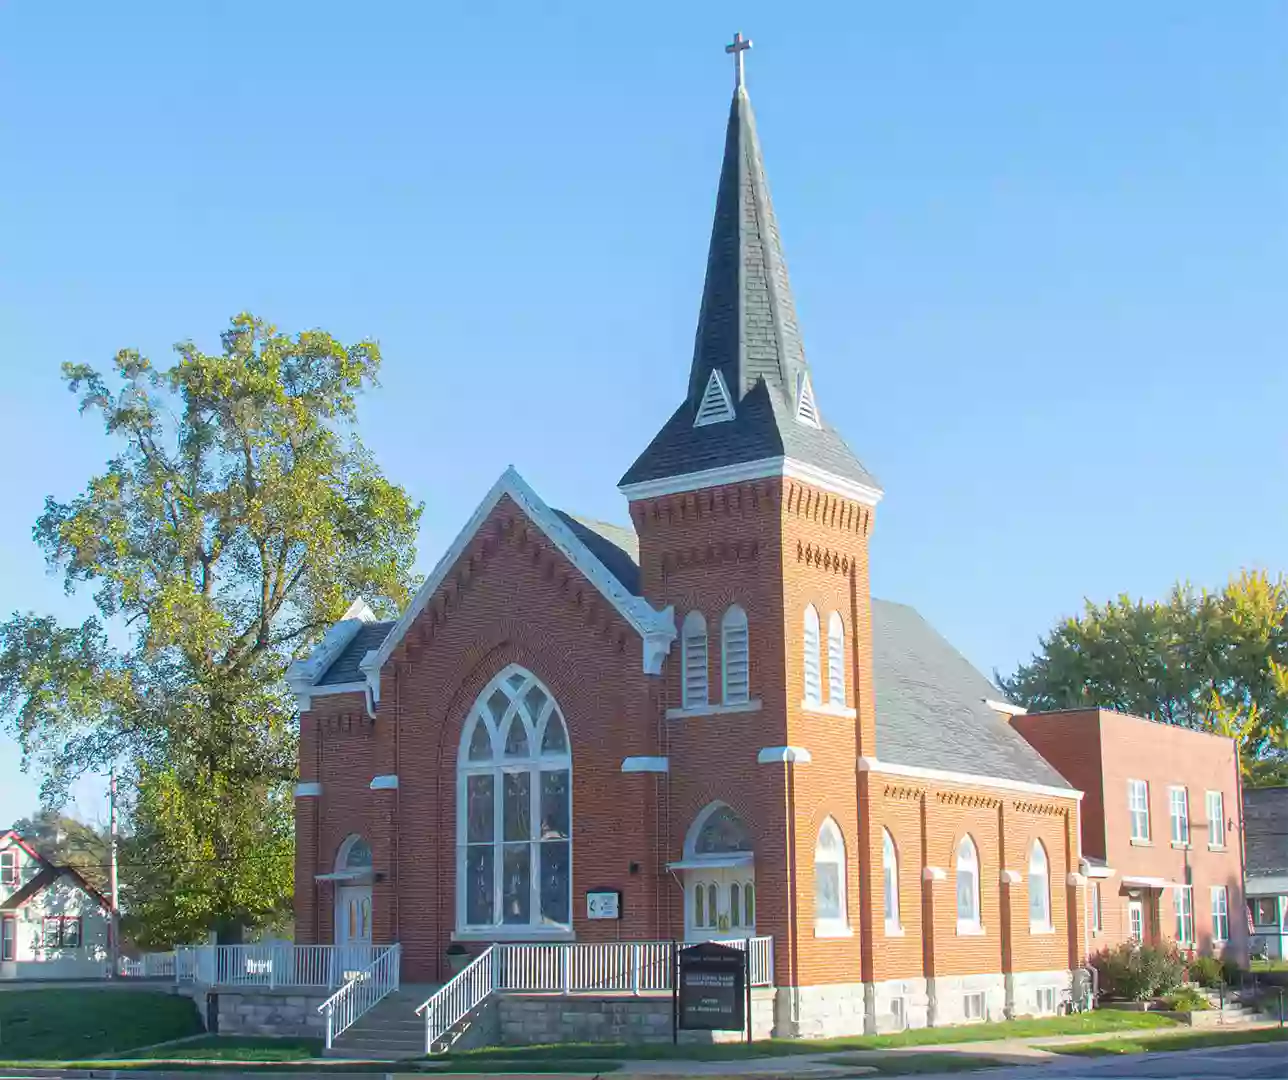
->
[1010, 709, 1246, 961]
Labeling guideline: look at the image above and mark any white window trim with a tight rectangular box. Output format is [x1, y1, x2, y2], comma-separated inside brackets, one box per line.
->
[814, 817, 849, 935]
[1128, 779, 1150, 843]
[694, 368, 736, 427]
[1169, 785, 1190, 847]
[803, 605, 822, 706]
[956, 835, 982, 934]
[801, 700, 858, 720]
[1029, 840, 1053, 933]
[667, 699, 763, 720]
[456, 665, 573, 936]
[720, 605, 750, 706]
[1173, 885, 1195, 945]
[826, 611, 846, 706]
[681, 611, 709, 709]
[1089, 881, 1102, 935]
[1206, 790, 1226, 850]
[795, 372, 821, 428]
[1211, 885, 1229, 944]
[882, 828, 902, 935]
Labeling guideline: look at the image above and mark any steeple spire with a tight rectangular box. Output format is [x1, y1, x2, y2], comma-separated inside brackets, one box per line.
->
[619, 40, 881, 502]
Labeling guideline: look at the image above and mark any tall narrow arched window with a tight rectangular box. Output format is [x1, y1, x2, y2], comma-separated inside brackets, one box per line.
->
[457, 665, 571, 933]
[803, 605, 822, 705]
[827, 612, 846, 705]
[682, 611, 709, 708]
[721, 606, 750, 705]
[1029, 840, 1051, 931]
[814, 817, 847, 931]
[956, 835, 980, 932]
[882, 828, 900, 932]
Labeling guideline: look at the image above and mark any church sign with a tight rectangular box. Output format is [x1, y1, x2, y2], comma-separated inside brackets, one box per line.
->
[674, 941, 749, 1037]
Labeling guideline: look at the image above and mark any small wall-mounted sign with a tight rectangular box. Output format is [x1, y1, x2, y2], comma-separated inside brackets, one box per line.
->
[586, 890, 621, 920]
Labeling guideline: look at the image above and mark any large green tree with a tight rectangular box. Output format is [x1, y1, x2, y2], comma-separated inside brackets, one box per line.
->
[0, 314, 421, 943]
[1001, 571, 1288, 786]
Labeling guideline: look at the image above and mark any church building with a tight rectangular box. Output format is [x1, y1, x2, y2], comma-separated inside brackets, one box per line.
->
[289, 45, 1087, 1037]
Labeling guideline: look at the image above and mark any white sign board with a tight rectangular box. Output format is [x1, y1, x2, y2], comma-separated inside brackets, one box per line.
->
[586, 891, 621, 920]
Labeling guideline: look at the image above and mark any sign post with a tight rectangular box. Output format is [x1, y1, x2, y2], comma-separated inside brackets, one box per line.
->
[675, 941, 748, 1041]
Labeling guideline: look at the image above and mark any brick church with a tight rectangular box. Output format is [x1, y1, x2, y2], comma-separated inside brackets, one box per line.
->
[289, 51, 1089, 1036]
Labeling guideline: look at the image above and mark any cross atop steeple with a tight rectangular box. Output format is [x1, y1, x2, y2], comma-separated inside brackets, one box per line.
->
[725, 32, 752, 89]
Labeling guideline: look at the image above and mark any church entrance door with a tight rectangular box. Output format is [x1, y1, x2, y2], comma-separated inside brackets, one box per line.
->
[684, 868, 756, 941]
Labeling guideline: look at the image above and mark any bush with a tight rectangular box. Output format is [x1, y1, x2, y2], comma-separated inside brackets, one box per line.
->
[1221, 954, 1245, 986]
[1163, 987, 1211, 1012]
[1091, 942, 1187, 1002]
[1187, 956, 1224, 988]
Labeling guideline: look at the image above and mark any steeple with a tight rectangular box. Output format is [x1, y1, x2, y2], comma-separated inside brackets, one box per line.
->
[620, 45, 881, 502]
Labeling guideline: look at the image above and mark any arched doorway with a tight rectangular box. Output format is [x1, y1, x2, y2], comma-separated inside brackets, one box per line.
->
[333, 834, 373, 952]
[676, 803, 755, 940]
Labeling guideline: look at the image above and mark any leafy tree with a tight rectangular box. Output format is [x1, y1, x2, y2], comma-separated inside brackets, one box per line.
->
[9, 810, 111, 894]
[0, 314, 421, 942]
[1001, 571, 1288, 785]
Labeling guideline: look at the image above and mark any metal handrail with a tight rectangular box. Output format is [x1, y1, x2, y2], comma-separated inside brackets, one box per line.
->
[317, 943, 402, 1050]
[416, 945, 497, 1054]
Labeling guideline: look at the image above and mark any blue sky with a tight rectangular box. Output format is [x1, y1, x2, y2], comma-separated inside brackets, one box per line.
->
[1, 2, 1285, 827]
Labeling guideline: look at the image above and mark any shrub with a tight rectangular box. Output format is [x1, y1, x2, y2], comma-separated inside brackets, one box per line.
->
[1091, 942, 1187, 1001]
[1221, 954, 1245, 986]
[1187, 955, 1224, 988]
[1163, 987, 1211, 1012]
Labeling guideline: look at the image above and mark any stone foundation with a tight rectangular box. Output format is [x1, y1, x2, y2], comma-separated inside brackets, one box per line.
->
[498, 990, 775, 1045]
[927, 973, 1006, 1026]
[214, 989, 330, 1037]
[773, 983, 866, 1038]
[1006, 969, 1071, 1019]
[866, 977, 931, 1033]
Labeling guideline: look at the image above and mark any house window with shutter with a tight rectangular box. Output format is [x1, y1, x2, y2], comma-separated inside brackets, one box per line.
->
[682, 611, 709, 708]
[721, 606, 749, 705]
[827, 612, 845, 705]
[803, 605, 822, 705]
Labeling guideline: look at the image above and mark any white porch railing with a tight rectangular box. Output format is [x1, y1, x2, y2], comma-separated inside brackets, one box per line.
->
[318, 943, 401, 1050]
[119, 951, 176, 978]
[176, 943, 386, 989]
[417, 937, 774, 1054]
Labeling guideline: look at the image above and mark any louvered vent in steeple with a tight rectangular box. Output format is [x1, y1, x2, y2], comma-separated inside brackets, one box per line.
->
[694, 369, 735, 427]
[795, 373, 820, 428]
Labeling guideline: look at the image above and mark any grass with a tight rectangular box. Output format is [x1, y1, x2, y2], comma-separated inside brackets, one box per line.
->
[1056, 1026, 1288, 1056]
[118, 1034, 324, 1062]
[828, 1052, 1018, 1074]
[445, 1010, 1179, 1063]
[0, 988, 202, 1060]
[1251, 957, 1288, 973]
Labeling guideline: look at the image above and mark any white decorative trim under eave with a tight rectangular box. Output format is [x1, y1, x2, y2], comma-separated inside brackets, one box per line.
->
[801, 700, 858, 720]
[286, 599, 377, 710]
[1000, 869, 1022, 885]
[362, 467, 677, 682]
[1067, 873, 1087, 887]
[923, 866, 946, 882]
[985, 698, 1028, 717]
[619, 455, 884, 508]
[666, 699, 763, 720]
[857, 756, 1083, 802]
[757, 746, 812, 765]
[621, 756, 669, 774]
[370, 775, 399, 790]
[294, 782, 322, 798]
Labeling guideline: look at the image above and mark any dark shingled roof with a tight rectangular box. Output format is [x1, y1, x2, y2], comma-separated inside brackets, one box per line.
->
[871, 600, 1070, 788]
[317, 620, 397, 686]
[1245, 787, 1288, 877]
[0, 864, 111, 912]
[619, 86, 878, 492]
[553, 512, 641, 595]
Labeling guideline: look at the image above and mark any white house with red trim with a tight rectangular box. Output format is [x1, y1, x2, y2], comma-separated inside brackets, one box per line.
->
[0, 829, 112, 980]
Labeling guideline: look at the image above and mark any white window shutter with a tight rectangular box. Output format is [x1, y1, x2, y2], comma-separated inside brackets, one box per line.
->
[694, 369, 735, 427]
[721, 606, 750, 705]
[827, 612, 845, 705]
[803, 606, 822, 704]
[682, 611, 709, 708]
[795, 373, 820, 428]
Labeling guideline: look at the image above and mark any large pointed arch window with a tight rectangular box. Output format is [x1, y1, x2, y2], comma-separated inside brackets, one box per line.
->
[458, 665, 571, 933]
[682, 611, 709, 708]
[814, 817, 847, 932]
[882, 828, 901, 933]
[956, 835, 981, 933]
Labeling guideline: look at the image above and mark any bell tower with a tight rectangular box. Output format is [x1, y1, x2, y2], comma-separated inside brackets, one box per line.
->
[619, 37, 883, 1027]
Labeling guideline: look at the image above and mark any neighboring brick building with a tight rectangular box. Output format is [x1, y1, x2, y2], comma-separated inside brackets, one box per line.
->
[287, 60, 1089, 1036]
[1009, 709, 1246, 962]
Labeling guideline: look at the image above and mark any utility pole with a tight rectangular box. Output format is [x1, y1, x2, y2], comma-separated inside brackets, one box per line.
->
[109, 768, 120, 978]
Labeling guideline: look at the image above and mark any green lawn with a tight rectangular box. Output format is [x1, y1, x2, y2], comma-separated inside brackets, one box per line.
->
[0, 988, 202, 1060]
[829, 1051, 1020, 1074]
[1056, 1027, 1288, 1057]
[118, 1034, 324, 1062]
[446, 1010, 1179, 1063]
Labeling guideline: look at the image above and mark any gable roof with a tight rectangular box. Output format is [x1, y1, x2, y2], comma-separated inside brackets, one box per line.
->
[870, 600, 1071, 789]
[0, 830, 46, 863]
[1245, 786, 1288, 878]
[619, 83, 880, 498]
[0, 863, 111, 913]
[292, 469, 677, 705]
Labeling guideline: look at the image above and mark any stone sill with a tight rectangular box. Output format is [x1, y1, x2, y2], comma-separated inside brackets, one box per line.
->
[1130, 838, 1153, 847]
[800, 700, 858, 720]
[453, 927, 576, 943]
[956, 924, 986, 937]
[814, 924, 854, 939]
[666, 700, 763, 720]
[1171, 841, 1192, 850]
